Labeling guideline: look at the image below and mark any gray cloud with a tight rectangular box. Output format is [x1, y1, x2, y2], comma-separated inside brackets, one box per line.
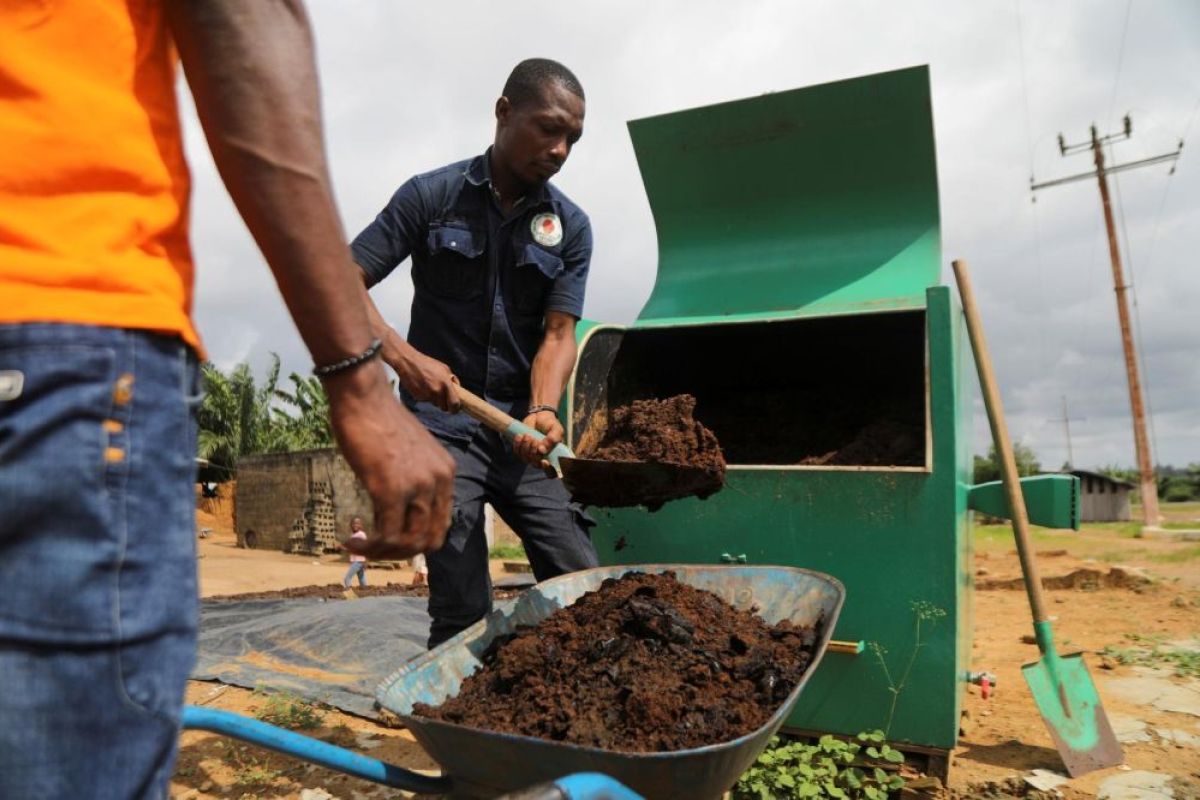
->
[185, 0, 1200, 469]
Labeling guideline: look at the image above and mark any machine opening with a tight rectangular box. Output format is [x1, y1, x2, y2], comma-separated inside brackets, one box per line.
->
[572, 310, 929, 469]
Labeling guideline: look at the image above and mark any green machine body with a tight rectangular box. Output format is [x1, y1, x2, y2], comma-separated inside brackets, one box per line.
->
[567, 66, 1075, 755]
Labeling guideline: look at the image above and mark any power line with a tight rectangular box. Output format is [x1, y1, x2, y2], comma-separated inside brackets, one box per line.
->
[1013, 0, 1050, 373]
[1105, 0, 1133, 130]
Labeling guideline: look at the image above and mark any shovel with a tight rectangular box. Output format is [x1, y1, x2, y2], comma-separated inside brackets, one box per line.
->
[953, 259, 1122, 776]
[455, 387, 720, 509]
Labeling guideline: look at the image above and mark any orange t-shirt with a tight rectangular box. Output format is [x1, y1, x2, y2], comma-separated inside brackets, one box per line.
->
[0, 0, 201, 353]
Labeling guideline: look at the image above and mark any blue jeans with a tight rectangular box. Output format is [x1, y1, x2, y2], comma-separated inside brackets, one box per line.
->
[427, 427, 598, 648]
[0, 324, 201, 799]
[343, 561, 367, 587]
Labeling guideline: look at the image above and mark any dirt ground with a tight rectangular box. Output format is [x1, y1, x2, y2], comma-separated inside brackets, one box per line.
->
[172, 500, 1200, 799]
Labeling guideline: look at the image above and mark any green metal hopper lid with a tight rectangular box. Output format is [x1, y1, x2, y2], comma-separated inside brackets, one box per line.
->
[629, 65, 941, 324]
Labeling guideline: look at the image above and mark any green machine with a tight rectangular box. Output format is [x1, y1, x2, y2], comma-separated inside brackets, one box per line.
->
[566, 66, 1077, 763]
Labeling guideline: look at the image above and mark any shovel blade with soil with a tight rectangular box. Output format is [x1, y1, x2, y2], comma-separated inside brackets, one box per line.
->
[457, 388, 725, 509]
[567, 394, 726, 510]
[560, 457, 721, 511]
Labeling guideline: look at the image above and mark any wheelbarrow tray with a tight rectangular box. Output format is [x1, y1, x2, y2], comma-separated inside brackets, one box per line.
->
[377, 564, 845, 799]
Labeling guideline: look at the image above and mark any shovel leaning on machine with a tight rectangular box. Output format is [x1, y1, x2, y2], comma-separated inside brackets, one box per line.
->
[455, 386, 720, 509]
[953, 258, 1123, 777]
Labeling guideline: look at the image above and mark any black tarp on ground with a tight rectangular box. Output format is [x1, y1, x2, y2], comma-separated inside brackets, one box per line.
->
[192, 596, 431, 719]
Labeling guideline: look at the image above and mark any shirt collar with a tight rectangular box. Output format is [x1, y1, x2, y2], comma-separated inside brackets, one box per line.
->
[466, 148, 553, 208]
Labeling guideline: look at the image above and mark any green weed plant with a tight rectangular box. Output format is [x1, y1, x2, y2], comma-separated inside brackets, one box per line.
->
[734, 731, 905, 800]
[252, 690, 325, 730]
[869, 601, 946, 736]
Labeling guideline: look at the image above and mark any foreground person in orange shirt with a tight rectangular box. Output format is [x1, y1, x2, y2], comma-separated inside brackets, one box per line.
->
[0, 2, 453, 796]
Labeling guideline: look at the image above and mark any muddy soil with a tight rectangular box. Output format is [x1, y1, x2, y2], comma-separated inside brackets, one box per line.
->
[975, 565, 1154, 592]
[414, 571, 821, 752]
[205, 582, 517, 603]
[580, 395, 725, 473]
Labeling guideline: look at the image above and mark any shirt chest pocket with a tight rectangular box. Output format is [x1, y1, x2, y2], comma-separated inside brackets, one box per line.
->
[510, 243, 564, 316]
[421, 225, 487, 300]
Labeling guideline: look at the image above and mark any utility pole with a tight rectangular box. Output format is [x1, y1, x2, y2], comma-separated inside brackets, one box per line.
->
[1052, 395, 1086, 470]
[1032, 115, 1181, 526]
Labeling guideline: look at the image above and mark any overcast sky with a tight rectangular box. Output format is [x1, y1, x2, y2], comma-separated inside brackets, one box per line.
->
[182, 0, 1200, 470]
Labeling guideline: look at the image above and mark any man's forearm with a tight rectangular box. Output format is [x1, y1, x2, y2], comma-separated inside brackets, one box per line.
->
[530, 314, 578, 408]
[166, 0, 370, 365]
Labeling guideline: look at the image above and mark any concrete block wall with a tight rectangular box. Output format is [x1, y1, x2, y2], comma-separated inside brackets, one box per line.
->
[236, 449, 372, 552]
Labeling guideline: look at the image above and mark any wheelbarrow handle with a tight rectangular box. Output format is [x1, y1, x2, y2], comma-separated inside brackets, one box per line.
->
[498, 772, 645, 800]
[181, 706, 452, 795]
[456, 386, 574, 474]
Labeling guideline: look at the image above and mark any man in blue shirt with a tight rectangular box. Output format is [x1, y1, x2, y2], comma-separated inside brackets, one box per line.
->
[352, 59, 599, 647]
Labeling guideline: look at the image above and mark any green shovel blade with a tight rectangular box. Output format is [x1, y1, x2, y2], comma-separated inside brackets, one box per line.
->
[1021, 623, 1123, 777]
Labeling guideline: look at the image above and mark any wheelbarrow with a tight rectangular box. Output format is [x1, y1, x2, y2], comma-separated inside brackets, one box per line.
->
[183, 564, 845, 799]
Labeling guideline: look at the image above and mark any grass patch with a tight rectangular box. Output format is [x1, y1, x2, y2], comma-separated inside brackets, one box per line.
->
[252, 690, 324, 730]
[973, 524, 1059, 546]
[1161, 521, 1200, 531]
[1093, 549, 1149, 564]
[488, 542, 526, 560]
[1075, 521, 1144, 538]
[1100, 634, 1200, 678]
[1145, 545, 1200, 564]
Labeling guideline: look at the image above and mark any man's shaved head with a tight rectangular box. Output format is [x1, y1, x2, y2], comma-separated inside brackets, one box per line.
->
[501, 58, 584, 109]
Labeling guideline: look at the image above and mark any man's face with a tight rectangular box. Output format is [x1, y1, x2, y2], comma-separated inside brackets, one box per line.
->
[494, 80, 585, 188]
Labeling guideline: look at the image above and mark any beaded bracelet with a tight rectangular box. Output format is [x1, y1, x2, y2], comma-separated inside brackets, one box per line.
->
[526, 403, 559, 418]
[312, 339, 383, 379]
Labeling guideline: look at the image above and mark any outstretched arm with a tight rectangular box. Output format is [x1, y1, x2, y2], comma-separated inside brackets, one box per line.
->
[165, 0, 453, 558]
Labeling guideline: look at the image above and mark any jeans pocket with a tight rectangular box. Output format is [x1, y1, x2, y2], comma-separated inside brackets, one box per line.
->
[0, 343, 119, 639]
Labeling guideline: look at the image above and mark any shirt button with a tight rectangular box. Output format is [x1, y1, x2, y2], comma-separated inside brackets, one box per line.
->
[490, 346, 498, 354]
[494, 303, 502, 311]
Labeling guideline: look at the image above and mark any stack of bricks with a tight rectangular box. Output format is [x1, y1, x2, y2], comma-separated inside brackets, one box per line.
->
[286, 481, 339, 555]
[309, 481, 339, 552]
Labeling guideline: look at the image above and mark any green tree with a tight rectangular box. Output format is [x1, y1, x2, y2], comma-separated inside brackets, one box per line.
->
[973, 442, 1040, 484]
[272, 371, 333, 450]
[1098, 464, 1139, 485]
[196, 354, 332, 474]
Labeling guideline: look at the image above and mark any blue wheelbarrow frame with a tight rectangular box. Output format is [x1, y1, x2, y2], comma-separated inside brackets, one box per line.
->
[182, 564, 844, 799]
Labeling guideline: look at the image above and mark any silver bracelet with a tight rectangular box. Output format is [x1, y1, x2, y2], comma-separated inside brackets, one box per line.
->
[313, 339, 383, 379]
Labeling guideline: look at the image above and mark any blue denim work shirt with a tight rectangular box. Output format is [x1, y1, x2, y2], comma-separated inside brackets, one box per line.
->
[351, 151, 592, 442]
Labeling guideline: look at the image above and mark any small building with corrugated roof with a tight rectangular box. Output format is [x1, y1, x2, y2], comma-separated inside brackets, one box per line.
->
[1068, 469, 1134, 523]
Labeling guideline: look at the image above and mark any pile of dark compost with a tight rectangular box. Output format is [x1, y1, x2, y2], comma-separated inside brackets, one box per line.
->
[414, 571, 821, 752]
[578, 394, 726, 491]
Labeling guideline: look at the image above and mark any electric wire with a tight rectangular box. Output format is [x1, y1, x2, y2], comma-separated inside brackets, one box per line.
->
[1013, 0, 1056, 457]
[1105, 0, 1133, 131]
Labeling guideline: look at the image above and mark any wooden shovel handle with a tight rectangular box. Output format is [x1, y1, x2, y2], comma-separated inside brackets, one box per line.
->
[952, 259, 1048, 624]
[456, 385, 522, 435]
[454, 386, 573, 473]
